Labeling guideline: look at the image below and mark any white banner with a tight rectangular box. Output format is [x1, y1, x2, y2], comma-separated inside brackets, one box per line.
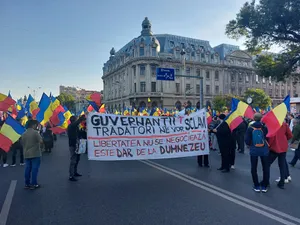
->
[87, 109, 209, 161]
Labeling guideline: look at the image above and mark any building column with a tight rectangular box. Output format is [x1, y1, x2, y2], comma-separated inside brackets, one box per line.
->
[146, 64, 151, 92]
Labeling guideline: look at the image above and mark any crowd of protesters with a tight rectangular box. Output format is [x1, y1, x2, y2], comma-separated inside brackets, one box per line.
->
[1, 110, 300, 192]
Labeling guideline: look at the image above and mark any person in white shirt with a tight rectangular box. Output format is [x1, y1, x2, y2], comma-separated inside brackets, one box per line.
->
[290, 115, 295, 132]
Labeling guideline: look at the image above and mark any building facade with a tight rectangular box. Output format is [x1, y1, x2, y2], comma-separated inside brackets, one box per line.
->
[59, 86, 102, 112]
[102, 17, 300, 112]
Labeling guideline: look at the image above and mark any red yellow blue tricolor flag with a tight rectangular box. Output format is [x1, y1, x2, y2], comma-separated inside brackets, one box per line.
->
[25, 94, 40, 118]
[0, 93, 16, 112]
[225, 98, 254, 131]
[36, 93, 52, 125]
[262, 95, 290, 137]
[0, 115, 25, 152]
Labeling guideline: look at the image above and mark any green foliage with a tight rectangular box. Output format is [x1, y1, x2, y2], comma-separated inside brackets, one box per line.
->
[57, 93, 75, 111]
[243, 88, 272, 109]
[212, 94, 243, 112]
[226, 0, 300, 81]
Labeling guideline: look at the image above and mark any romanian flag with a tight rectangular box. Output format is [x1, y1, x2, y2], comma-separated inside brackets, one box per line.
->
[16, 99, 23, 111]
[99, 104, 106, 114]
[86, 93, 101, 111]
[206, 112, 212, 125]
[64, 111, 72, 121]
[231, 98, 254, 119]
[8, 105, 18, 119]
[0, 93, 16, 112]
[50, 106, 65, 126]
[16, 106, 28, 126]
[25, 94, 40, 118]
[123, 110, 130, 116]
[36, 93, 52, 126]
[224, 98, 254, 131]
[87, 105, 94, 112]
[50, 97, 61, 111]
[225, 111, 243, 131]
[49, 99, 65, 126]
[0, 116, 25, 152]
[262, 95, 290, 137]
[51, 109, 72, 134]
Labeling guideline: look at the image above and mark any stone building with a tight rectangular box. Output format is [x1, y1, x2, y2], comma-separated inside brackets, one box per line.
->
[102, 17, 299, 112]
[59, 85, 102, 112]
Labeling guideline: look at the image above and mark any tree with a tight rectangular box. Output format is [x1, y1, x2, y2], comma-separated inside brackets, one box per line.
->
[243, 88, 272, 109]
[212, 94, 243, 112]
[57, 93, 76, 111]
[226, 0, 300, 81]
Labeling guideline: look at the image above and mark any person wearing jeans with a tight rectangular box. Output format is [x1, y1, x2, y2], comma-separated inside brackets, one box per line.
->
[245, 113, 270, 193]
[21, 120, 43, 190]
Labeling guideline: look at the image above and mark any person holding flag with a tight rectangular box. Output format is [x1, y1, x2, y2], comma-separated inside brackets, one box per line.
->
[0, 120, 9, 167]
[67, 115, 86, 182]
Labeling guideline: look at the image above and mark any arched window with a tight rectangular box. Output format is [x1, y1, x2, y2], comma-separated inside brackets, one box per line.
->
[175, 101, 182, 110]
[139, 101, 146, 109]
[151, 101, 158, 108]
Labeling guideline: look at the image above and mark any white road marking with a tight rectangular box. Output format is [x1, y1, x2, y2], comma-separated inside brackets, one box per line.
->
[142, 160, 300, 225]
[0, 180, 17, 225]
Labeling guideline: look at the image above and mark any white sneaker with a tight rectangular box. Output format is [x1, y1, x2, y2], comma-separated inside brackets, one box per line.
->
[287, 176, 292, 182]
[10, 164, 16, 167]
[3, 164, 9, 168]
[20, 163, 25, 166]
[275, 177, 289, 183]
[231, 165, 235, 169]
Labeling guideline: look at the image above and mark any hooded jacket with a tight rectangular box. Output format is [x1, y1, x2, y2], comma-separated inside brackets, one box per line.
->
[245, 121, 269, 156]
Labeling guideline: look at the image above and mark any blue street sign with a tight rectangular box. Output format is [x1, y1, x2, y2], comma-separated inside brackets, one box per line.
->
[156, 68, 175, 81]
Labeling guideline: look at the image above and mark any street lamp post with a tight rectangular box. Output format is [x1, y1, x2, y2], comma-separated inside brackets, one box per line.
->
[28, 86, 41, 100]
[113, 81, 123, 111]
[179, 48, 204, 109]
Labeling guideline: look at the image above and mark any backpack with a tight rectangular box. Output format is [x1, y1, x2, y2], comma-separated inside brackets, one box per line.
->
[251, 127, 265, 147]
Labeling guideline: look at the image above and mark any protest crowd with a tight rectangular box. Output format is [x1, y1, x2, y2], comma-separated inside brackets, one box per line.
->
[0, 91, 300, 193]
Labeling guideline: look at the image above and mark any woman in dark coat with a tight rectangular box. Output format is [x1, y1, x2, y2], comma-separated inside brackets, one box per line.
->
[43, 125, 54, 152]
[212, 114, 235, 172]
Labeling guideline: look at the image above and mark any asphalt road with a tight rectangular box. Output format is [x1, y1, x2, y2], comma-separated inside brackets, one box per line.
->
[1, 136, 300, 225]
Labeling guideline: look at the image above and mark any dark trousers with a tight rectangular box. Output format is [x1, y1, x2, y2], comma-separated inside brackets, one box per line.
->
[25, 157, 41, 185]
[250, 155, 270, 187]
[237, 133, 245, 153]
[69, 146, 80, 177]
[229, 147, 235, 166]
[221, 148, 230, 170]
[197, 155, 209, 166]
[269, 151, 287, 186]
[0, 149, 7, 164]
[290, 146, 300, 166]
[12, 147, 24, 165]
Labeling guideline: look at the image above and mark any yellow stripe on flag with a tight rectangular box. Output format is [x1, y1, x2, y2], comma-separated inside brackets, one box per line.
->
[272, 103, 287, 126]
[0, 123, 21, 143]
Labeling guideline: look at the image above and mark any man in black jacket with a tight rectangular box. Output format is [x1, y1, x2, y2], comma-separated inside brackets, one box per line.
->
[68, 115, 86, 181]
[213, 114, 235, 173]
[233, 118, 248, 154]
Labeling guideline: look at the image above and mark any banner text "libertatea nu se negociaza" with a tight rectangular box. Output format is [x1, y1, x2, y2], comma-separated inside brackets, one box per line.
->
[87, 109, 209, 161]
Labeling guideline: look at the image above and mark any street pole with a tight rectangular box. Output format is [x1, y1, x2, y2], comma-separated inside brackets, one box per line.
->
[200, 77, 204, 109]
[175, 74, 204, 109]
